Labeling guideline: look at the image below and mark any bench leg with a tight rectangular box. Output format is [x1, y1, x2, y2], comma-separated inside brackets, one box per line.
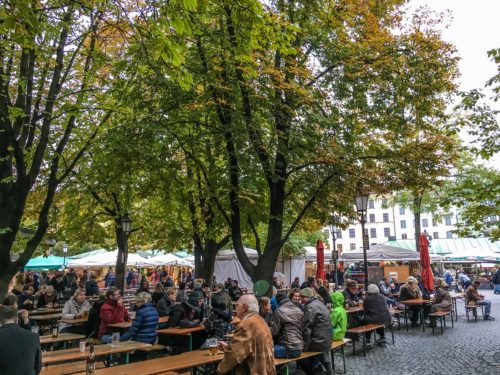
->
[450, 313, 454, 328]
[361, 334, 366, 357]
[440, 317, 444, 334]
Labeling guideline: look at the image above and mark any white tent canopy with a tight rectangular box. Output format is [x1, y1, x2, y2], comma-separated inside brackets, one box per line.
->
[340, 244, 442, 262]
[67, 250, 156, 267]
[147, 253, 194, 267]
[214, 248, 258, 289]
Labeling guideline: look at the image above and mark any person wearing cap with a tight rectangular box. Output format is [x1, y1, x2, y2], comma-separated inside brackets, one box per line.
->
[270, 291, 303, 359]
[217, 294, 275, 375]
[399, 276, 424, 327]
[115, 292, 159, 343]
[342, 280, 361, 307]
[165, 293, 203, 328]
[361, 284, 392, 345]
[466, 280, 495, 320]
[299, 287, 333, 375]
[429, 279, 452, 327]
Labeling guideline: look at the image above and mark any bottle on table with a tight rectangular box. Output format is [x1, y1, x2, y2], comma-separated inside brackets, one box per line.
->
[86, 344, 95, 374]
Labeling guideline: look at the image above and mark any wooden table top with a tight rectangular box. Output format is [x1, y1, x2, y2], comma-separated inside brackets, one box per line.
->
[157, 325, 205, 336]
[346, 306, 364, 313]
[30, 308, 63, 316]
[398, 298, 429, 305]
[30, 313, 62, 321]
[42, 341, 151, 365]
[40, 333, 86, 345]
[60, 317, 88, 325]
[95, 349, 223, 375]
[108, 316, 169, 330]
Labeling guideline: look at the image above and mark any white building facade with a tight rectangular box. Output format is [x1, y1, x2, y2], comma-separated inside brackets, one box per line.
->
[329, 195, 458, 254]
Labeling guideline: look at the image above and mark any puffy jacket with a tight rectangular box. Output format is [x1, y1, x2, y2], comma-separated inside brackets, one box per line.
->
[120, 302, 158, 343]
[270, 298, 304, 352]
[60, 297, 91, 330]
[302, 297, 332, 352]
[362, 293, 392, 326]
[98, 300, 129, 338]
[329, 292, 347, 341]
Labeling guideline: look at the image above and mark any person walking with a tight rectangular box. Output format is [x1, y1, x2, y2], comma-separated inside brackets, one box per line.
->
[493, 268, 500, 295]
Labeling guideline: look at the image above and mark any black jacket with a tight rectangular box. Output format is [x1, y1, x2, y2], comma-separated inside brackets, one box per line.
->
[362, 294, 392, 326]
[302, 297, 333, 352]
[0, 323, 42, 374]
[85, 279, 100, 296]
[493, 270, 500, 285]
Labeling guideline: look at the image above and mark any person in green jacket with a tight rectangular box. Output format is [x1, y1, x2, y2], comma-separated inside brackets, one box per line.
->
[330, 291, 347, 341]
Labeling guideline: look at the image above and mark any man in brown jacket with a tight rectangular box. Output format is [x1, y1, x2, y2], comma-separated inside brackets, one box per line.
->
[217, 294, 276, 375]
[466, 280, 495, 320]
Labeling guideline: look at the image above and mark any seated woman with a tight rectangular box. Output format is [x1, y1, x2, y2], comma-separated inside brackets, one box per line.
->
[60, 288, 91, 334]
[37, 285, 58, 308]
[204, 293, 233, 339]
[329, 292, 347, 341]
[361, 284, 392, 345]
[259, 297, 273, 326]
[429, 278, 452, 327]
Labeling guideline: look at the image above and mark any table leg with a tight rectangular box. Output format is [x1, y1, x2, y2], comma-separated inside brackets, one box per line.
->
[125, 352, 130, 364]
[188, 334, 193, 352]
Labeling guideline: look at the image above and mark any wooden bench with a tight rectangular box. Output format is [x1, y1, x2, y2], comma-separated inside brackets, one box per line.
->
[136, 343, 169, 359]
[346, 324, 385, 356]
[40, 360, 105, 375]
[428, 310, 453, 334]
[465, 302, 484, 322]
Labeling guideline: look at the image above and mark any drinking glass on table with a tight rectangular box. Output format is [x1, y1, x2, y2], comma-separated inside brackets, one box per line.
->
[208, 338, 219, 356]
[111, 332, 120, 347]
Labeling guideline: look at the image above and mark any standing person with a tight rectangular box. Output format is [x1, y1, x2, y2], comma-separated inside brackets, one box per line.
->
[64, 268, 77, 288]
[444, 270, 454, 290]
[85, 273, 100, 296]
[466, 280, 495, 320]
[98, 287, 129, 339]
[493, 267, 500, 295]
[299, 288, 333, 375]
[270, 291, 303, 359]
[78, 270, 89, 288]
[136, 279, 150, 295]
[60, 288, 91, 333]
[217, 294, 275, 375]
[458, 270, 471, 291]
[361, 284, 392, 345]
[329, 291, 347, 341]
[0, 305, 42, 375]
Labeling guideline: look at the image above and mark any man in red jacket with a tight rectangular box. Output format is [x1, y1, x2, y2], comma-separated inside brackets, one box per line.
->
[99, 287, 129, 339]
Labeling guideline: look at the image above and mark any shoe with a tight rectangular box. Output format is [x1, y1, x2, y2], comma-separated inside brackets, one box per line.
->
[484, 316, 495, 321]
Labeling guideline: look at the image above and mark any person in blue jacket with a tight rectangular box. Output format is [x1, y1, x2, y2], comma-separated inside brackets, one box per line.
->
[119, 292, 159, 344]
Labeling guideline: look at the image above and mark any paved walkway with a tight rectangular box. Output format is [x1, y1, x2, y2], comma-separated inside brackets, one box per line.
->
[295, 290, 500, 374]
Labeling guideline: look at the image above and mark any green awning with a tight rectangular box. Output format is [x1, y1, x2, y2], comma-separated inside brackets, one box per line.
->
[25, 255, 65, 270]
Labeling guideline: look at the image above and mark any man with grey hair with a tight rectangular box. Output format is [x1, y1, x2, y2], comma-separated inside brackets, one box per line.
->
[0, 305, 42, 374]
[217, 294, 276, 375]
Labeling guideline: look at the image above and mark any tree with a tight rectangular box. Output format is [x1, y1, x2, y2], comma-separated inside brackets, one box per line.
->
[0, 1, 117, 299]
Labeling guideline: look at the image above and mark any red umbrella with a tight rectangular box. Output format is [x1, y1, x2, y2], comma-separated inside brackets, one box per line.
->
[419, 233, 434, 291]
[316, 240, 326, 280]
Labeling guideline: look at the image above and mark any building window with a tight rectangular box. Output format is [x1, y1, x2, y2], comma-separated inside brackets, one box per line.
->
[384, 228, 390, 237]
[444, 215, 452, 225]
[433, 232, 439, 239]
[381, 198, 388, 208]
[349, 229, 355, 238]
[337, 244, 343, 252]
[402, 233, 407, 239]
[370, 228, 377, 238]
[336, 229, 342, 239]
[422, 218, 428, 227]
[383, 213, 389, 222]
[400, 220, 406, 229]
[446, 231, 453, 239]
[399, 207, 405, 215]
[369, 214, 375, 223]
[368, 199, 375, 209]
[350, 243, 356, 251]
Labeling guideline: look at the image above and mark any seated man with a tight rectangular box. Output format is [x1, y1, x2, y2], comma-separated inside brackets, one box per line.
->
[342, 280, 360, 307]
[0, 305, 42, 374]
[217, 294, 275, 375]
[99, 287, 129, 339]
[378, 277, 396, 306]
[156, 287, 177, 317]
[362, 284, 392, 345]
[466, 280, 495, 321]
[116, 292, 158, 344]
[270, 291, 303, 359]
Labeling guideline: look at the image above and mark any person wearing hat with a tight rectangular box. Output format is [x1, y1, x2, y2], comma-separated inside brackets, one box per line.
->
[342, 280, 361, 307]
[466, 280, 495, 320]
[165, 292, 203, 328]
[299, 287, 333, 375]
[116, 292, 159, 344]
[399, 276, 423, 327]
[270, 291, 303, 359]
[361, 284, 392, 345]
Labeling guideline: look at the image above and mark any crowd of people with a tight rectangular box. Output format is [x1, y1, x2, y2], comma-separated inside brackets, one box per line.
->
[0, 265, 497, 375]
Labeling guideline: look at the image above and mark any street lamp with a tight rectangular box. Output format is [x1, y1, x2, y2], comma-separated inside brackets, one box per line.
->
[329, 214, 340, 288]
[355, 195, 369, 290]
[119, 213, 132, 293]
[62, 243, 68, 269]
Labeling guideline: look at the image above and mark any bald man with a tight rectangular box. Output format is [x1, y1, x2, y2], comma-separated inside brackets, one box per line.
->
[217, 294, 276, 375]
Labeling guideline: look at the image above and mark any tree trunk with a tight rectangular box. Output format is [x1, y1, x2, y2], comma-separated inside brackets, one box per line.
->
[195, 240, 218, 286]
[114, 221, 127, 293]
[0, 262, 18, 302]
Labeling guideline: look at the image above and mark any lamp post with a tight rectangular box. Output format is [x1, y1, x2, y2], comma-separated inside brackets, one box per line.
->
[329, 214, 340, 288]
[355, 195, 369, 290]
[62, 243, 68, 269]
[120, 213, 132, 293]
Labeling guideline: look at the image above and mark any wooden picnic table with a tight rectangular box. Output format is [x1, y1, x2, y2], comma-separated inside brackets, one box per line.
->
[30, 313, 62, 321]
[398, 298, 430, 332]
[40, 332, 86, 345]
[108, 316, 169, 330]
[30, 308, 63, 316]
[42, 341, 151, 366]
[156, 326, 205, 351]
[346, 306, 364, 314]
[60, 317, 88, 326]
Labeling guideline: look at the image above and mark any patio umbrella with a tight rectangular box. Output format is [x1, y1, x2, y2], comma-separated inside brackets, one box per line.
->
[419, 233, 434, 291]
[316, 240, 326, 280]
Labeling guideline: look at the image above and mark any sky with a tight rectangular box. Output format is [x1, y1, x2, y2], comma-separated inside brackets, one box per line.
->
[407, 0, 499, 167]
